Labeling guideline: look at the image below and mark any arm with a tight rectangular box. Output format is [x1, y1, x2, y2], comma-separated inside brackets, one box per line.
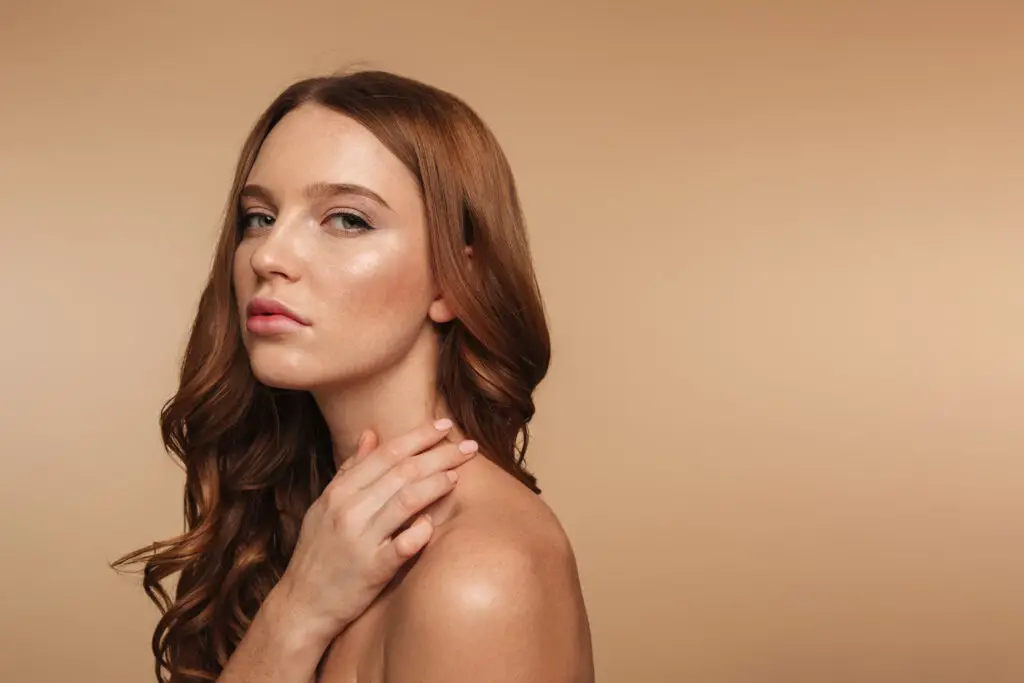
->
[382, 530, 594, 683]
[216, 585, 335, 683]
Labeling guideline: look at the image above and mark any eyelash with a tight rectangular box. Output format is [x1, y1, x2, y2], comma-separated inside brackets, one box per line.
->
[238, 211, 375, 235]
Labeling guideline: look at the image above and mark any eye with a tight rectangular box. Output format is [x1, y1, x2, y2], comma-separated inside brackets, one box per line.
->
[239, 212, 274, 233]
[327, 211, 374, 233]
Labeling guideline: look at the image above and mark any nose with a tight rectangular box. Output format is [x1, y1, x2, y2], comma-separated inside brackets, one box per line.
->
[248, 215, 303, 282]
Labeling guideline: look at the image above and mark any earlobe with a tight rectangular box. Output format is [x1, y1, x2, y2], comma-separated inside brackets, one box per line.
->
[429, 298, 457, 323]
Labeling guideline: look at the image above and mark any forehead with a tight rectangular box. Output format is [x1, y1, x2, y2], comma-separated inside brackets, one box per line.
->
[246, 103, 417, 202]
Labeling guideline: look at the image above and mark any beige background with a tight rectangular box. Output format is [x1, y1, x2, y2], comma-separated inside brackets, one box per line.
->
[2, 1, 1023, 681]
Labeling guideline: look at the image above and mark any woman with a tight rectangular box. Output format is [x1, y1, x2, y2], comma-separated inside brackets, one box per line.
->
[115, 69, 594, 683]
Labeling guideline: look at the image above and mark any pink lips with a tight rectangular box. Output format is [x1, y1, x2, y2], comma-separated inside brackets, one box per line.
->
[245, 297, 310, 335]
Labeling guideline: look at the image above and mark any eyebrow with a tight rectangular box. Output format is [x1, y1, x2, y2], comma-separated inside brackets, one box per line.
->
[240, 182, 392, 210]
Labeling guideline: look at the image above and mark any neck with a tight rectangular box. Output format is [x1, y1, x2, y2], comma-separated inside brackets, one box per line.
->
[312, 331, 451, 466]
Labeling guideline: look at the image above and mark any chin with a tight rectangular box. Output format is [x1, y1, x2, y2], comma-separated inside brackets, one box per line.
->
[251, 369, 317, 391]
[245, 343, 388, 392]
[246, 345, 326, 391]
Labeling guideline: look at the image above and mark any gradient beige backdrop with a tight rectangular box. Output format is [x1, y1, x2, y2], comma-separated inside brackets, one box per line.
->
[2, 1, 1023, 682]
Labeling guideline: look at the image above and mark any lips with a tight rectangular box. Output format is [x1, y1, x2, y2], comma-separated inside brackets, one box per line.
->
[245, 297, 310, 336]
[246, 297, 310, 325]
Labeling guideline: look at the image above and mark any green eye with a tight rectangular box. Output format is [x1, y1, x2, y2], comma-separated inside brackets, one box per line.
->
[328, 212, 374, 233]
[240, 213, 274, 232]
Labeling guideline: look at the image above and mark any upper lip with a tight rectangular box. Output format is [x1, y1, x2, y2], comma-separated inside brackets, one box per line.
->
[246, 297, 310, 325]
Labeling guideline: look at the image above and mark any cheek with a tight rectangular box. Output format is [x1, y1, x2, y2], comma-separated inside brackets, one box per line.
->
[232, 248, 254, 310]
[322, 243, 433, 330]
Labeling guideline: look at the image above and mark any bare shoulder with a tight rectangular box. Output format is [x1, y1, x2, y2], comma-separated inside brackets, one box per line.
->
[381, 457, 594, 683]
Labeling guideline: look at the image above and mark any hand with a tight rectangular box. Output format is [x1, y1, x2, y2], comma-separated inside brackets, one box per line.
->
[272, 419, 477, 646]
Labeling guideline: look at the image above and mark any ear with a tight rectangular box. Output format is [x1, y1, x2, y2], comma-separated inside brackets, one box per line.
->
[428, 246, 473, 324]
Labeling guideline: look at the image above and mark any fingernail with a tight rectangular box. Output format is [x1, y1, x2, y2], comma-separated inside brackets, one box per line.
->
[434, 418, 454, 431]
[458, 440, 478, 455]
[447, 470, 459, 482]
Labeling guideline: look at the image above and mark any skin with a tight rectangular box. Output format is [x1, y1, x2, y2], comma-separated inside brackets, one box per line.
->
[223, 103, 593, 683]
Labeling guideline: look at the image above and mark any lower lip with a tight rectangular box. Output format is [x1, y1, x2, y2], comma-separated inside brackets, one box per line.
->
[246, 314, 306, 335]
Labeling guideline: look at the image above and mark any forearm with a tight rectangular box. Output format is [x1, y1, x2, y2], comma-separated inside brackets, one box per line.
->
[216, 585, 336, 683]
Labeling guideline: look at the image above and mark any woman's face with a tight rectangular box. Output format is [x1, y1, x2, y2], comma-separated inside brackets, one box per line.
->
[233, 103, 445, 390]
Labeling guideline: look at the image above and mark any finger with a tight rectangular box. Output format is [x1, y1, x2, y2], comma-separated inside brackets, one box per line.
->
[337, 429, 379, 476]
[357, 430, 378, 458]
[367, 470, 460, 542]
[354, 439, 477, 514]
[337, 440, 477, 531]
[378, 515, 434, 569]
[344, 419, 456, 491]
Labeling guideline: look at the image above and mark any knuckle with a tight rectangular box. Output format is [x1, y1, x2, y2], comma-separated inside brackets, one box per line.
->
[325, 486, 349, 511]
[391, 536, 414, 559]
[397, 459, 421, 481]
[330, 500, 358, 529]
[336, 513, 362, 544]
[395, 485, 421, 513]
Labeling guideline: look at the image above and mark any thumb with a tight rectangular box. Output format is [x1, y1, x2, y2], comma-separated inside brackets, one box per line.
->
[355, 429, 379, 460]
[336, 430, 379, 476]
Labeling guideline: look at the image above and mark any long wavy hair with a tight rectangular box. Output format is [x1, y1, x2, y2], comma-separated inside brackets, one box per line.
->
[114, 69, 551, 683]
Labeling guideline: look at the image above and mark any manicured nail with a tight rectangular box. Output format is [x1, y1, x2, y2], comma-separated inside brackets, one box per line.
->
[447, 470, 459, 482]
[434, 418, 453, 431]
[458, 440, 478, 455]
